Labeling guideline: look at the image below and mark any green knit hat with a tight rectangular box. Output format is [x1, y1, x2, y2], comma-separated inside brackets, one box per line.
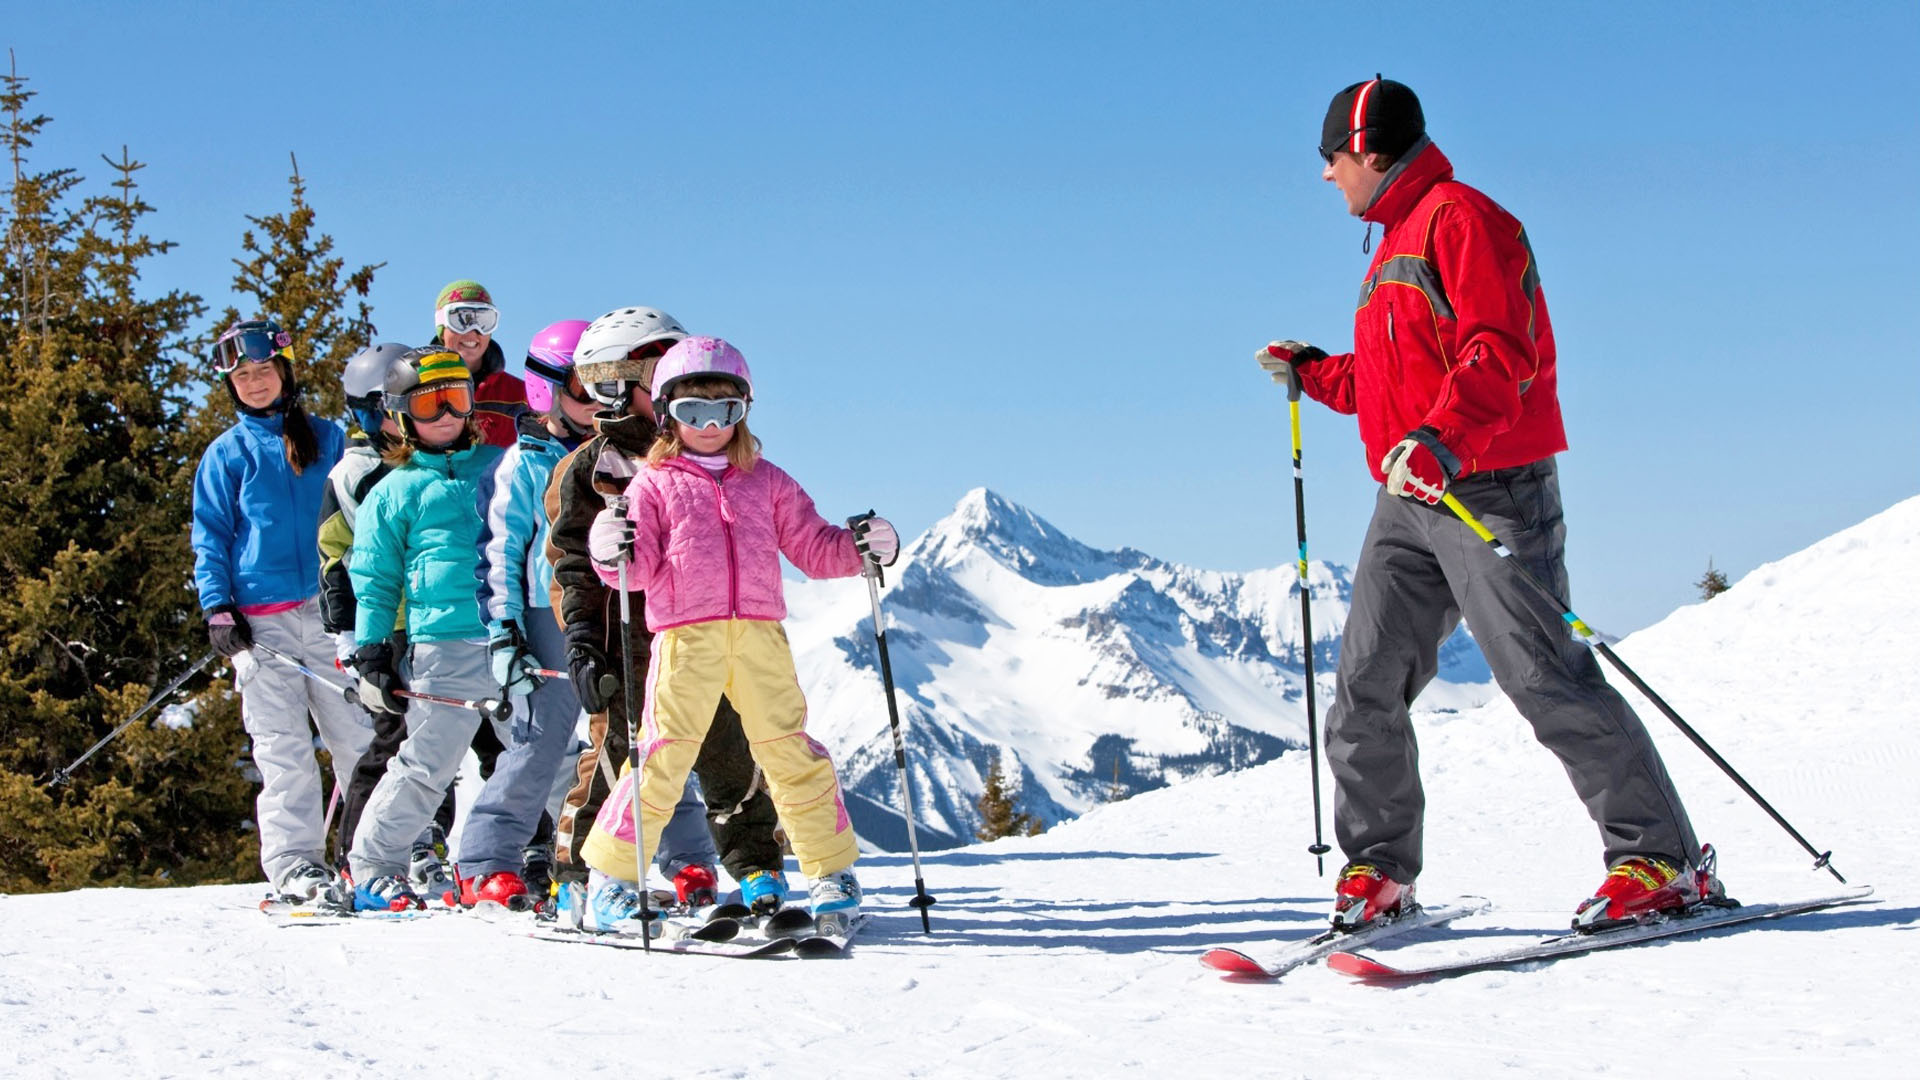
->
[436, 279, 492, 308]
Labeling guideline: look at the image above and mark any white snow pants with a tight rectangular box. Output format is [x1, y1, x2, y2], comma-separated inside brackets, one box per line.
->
[239, 596, 372, 889]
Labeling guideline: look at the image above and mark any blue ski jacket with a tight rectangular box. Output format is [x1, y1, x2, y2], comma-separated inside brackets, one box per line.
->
[480, 413, 581, 633]
[191, 411, 346, 612]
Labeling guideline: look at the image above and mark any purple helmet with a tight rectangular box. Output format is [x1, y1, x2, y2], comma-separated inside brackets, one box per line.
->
[650, 336, 753, 418]
[523, 319, 591, 414]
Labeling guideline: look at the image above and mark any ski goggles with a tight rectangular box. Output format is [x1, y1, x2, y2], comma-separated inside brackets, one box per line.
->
[665, 395, 748, 431]
[390, 380, 475, 422]
[209, 325, 294, 374]
[435, 302, 499, 337]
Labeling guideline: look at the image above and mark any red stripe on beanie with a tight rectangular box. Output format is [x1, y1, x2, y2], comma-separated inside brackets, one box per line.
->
[1349, 78, 1379, 153]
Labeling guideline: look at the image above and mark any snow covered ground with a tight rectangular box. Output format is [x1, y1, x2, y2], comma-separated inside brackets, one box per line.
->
[4, 497, 1916, 1078]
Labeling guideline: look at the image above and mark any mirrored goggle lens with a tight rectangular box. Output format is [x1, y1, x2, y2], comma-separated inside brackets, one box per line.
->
[400, 382, 474, 422]
[665, 396, 748, 430]
[212, 329, 291, 372]
[590, 380, 635, 403]
[438, 304, 499, 336]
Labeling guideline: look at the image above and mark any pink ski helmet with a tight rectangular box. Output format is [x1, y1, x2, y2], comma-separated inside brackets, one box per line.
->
[522, 319, 591, 414]
[650, 336, 753, 419]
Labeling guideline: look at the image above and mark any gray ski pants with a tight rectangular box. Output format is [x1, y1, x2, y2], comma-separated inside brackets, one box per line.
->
[349, 640, 506, 882]
[239, 596, 372, 889]
[1325, 458, 1699, 882]
[455, 612, 719, 877]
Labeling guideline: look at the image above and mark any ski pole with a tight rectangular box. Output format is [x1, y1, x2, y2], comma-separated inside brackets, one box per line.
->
[615, 512, 652, 952]
[594, 446, 652, 951]
[1438, 491, 1846, 884]
[851, 512, 937, 932]
[253, 643, 513, 725]
[47, 649, 219, 787]
[1282, 368, 1333, 877]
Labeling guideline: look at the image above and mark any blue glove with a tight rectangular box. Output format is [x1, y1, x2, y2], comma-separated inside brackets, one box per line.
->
[489, 620, 544, 697]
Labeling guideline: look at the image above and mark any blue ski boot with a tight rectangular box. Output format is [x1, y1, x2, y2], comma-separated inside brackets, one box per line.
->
[739, 868, 787, 915]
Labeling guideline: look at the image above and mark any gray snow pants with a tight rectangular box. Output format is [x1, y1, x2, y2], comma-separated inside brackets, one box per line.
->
[239, 596, 372, 889]
[1325, 458, 1699, 883]
[456, 612, 719, 877]
[349, 640, 506, 882]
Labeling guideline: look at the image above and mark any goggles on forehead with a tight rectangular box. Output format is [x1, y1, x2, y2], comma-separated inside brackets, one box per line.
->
[388, 380, 475, 423]
[436, 303, 499, 337]
[665, 395, 748, 431]
[210, 326, 294, 374]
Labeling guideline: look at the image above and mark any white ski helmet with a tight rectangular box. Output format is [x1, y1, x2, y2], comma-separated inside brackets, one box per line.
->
[573, 306, 688, 407]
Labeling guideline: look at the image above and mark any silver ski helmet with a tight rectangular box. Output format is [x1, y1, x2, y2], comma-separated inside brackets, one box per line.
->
[342, 342, 413, 437]
[573, 306, 687, 409]
[649, 336, 752, 422]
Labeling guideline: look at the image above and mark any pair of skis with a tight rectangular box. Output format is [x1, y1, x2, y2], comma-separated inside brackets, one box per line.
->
[527, 902, 870, 959]
[1204, 887, 1874, 983]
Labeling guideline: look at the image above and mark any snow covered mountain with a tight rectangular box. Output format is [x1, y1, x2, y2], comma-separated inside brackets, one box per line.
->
[786, 488, 1494, 848]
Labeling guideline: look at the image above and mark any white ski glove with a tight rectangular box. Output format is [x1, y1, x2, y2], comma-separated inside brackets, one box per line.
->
[589, 505, 636, 569]
[1380, 427, 1460, 506]
[849, 514, 901, 566]
[1255, 340, 1327, 389]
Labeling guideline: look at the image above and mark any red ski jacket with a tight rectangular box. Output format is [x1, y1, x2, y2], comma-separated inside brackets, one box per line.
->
[1299, 140, 1568, 480]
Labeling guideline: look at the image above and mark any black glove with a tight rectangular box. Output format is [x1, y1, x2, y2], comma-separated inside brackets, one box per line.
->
[350, 641, 408, 716]
[567, 636, 614, 715]
[206, 604, 253, 658]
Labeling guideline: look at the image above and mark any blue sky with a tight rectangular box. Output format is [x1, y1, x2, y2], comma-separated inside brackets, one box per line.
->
[7, 2, 1916, 633]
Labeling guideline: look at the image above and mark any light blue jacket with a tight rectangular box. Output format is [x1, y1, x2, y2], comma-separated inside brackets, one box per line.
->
[481, 414, 581, 632]
[351, 442, 504, 646]
[191, 411, 345, 611]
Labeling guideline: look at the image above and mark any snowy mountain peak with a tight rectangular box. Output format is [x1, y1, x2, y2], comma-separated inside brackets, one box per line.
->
[909, 487, 1142, 586]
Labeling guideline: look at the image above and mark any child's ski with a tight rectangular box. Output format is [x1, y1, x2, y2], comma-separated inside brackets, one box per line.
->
[523, 924, 795, 958]
[792, 912, 872, 957]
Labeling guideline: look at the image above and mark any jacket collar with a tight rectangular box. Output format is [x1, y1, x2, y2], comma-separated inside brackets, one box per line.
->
[238, 409, 288, 439]
[1361, 137, 1451, 229]
[595, 410, 659, 453]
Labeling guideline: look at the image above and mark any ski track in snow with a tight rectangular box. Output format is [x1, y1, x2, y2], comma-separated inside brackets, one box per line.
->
[5, 497, 1919, 1077]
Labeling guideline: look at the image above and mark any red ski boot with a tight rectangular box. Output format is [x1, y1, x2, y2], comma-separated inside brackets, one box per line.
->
[672, 864, 719, 908]
[1572, 844, 1723, 931]
[457, 870, 531, 910]
[1331, 863, 1415, 931]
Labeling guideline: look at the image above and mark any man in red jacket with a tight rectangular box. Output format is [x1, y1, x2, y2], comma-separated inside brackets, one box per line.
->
[433, 278, 527, 448]
[1258, 77, 1714, 932]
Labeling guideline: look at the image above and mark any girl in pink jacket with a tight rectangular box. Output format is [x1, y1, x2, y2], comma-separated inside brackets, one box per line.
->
[583, 336, 899, 925]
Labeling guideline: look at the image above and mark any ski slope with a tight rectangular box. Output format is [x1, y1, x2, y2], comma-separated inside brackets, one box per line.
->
[3, 497, 1916, 1078]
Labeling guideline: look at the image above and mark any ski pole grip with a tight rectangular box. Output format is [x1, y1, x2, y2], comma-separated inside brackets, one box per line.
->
[847, 510, 884, 587]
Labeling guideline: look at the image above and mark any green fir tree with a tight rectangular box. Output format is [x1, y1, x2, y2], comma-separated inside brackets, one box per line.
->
[975, 748, 1045, 841]
[0, 57, 256, 892]
[1696, 558, 1731, 601]
[208, 152, 382, 425]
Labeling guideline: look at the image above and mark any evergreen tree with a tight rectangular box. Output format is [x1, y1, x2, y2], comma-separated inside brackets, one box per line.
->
[208, 152, 381, 425]
[1696, 558, 1731, 601]
[975, 748, 1045, 840]
[0, 57, 255, 891]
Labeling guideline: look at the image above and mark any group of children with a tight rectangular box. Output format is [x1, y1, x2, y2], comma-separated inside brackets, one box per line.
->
[189, 282, 898, 928]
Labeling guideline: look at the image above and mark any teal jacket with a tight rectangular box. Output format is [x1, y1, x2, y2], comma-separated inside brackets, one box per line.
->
[480, 413, 581, 631]
[350, 442, 504, 646]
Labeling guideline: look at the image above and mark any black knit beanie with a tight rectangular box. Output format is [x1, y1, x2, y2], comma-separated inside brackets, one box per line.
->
[1321, 76, 1425, 161]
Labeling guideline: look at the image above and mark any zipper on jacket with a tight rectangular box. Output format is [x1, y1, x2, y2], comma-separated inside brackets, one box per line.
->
[1387, 309, 1395, 343]
[703, 465, 740, 617]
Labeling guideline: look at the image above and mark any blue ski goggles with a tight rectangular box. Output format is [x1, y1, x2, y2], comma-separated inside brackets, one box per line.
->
[664, 395, 748, 431]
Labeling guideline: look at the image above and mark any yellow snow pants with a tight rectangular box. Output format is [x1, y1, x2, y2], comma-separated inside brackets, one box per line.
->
[580, 618, 857, 881]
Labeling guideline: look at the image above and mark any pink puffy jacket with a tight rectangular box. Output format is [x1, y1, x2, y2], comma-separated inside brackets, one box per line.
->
[596, 455, 865, 632]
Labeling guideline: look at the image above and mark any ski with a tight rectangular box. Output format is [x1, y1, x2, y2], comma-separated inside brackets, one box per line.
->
[1200, 898, 1491, 980]
[523, 924, 795, 959]
[792, 912, 872, 957]
[1327, 886, 1875, 983]
[257, 897, 432, 924]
